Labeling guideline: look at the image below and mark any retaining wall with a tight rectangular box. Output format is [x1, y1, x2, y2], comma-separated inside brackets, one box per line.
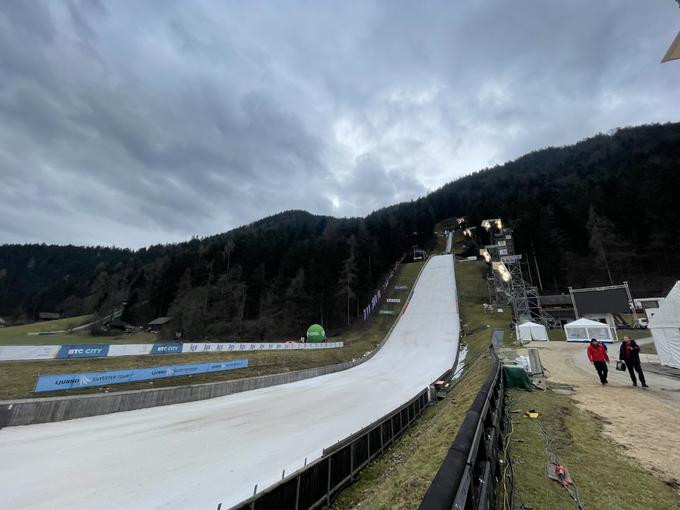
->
[0, 359, 358, 428]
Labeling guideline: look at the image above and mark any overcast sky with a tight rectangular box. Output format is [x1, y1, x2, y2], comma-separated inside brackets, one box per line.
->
[1, 1, 679, 248]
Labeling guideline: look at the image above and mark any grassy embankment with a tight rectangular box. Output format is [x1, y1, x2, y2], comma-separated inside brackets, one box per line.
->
[332, 257, 511, 509]
[0, 315, 155, 345]
[0, 262, 423, 400]
[505, 384, 679, 509]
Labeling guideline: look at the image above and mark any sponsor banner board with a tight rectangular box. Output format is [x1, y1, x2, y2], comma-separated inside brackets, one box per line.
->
[181, 342, 343, 353]
[379, 310, 395, 315]
[107, 344, 153, 357]
[501, 255, 522, 263]
[150, 343, 183, 355]
[394, 285, 409, 290]
[0, 345, 59, 361]
[386, 298, 401, 303]
[56, 344, 110, 359]
[0, 341, 344, 362]
[34, 359, 249, 392]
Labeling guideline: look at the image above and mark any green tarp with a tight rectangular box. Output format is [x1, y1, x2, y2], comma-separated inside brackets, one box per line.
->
[503, 365, 533, 390]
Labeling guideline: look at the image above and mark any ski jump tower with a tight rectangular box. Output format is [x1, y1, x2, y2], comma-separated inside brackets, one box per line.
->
[480, 219, 551, 325]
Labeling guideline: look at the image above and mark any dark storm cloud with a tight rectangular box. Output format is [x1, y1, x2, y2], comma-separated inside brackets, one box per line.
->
[0, 1, 679, 247]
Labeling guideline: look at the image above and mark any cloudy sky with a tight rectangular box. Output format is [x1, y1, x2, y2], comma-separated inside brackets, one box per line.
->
[1, 1, 679, 248]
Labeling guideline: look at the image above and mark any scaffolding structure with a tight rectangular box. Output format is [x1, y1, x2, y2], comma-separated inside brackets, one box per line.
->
[481, 224, 552, 326]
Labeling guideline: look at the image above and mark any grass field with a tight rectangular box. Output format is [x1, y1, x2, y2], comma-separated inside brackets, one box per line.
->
[0, 315, 160, 345]
[505, 384, 679, 509]
[0, 262, 424, 400]
[332, 257, 508, 508]
[0, 315, 91, 344]
[639, 341, 657, 354]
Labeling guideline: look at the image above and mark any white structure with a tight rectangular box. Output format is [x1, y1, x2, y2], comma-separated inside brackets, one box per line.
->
[564, 317, 615, 343]
[634, 297, 665, 321]
[582, 313, 619, 340]
[516, 321, 549, 342]
[649, 281, 680, 369]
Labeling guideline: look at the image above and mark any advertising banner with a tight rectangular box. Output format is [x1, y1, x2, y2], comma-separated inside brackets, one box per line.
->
[55, 344, 110, 359]
[394, 285, 408, 290]
[0, 341, 343, 362]
[107, 344, 153, 357]
[181, 341, 343, 353]
[0, 345, 59, 361]
[379, 310, 395, 315]
[150, 343, 183, 355]
[34, 358, 249, 392]
[386, 298, 401, 303]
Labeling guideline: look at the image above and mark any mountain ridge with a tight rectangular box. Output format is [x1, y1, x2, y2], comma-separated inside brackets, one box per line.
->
[1, 121, 678, 338]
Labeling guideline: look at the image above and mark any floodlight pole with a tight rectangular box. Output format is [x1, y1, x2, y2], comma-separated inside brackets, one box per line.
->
[568, 286, 579, 319]
[623, 281, 638, 326]
[530, 239, 544, 292]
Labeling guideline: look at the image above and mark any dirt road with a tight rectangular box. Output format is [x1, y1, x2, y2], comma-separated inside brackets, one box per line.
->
[529, 341, 680, 488]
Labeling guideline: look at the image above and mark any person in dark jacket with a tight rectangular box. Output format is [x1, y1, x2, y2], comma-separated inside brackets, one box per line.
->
[619, 336, 648, 387]
[587, 338, 609, 385]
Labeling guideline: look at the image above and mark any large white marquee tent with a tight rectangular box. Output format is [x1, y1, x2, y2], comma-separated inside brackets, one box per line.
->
[564, 317, 615, 343]
[649, 281, 680, 369]
[517, 321, 549, 342]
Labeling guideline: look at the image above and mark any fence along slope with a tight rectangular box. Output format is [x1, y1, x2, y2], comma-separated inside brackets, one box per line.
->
[0, 255, 460, 510]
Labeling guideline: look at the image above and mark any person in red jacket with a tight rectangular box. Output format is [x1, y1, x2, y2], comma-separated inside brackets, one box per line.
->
[587, 338, 610, 385]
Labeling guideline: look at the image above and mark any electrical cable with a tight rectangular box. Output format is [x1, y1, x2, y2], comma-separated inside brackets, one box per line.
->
[534, 417, 585, 510]
[503, 394, 586, 510]
[501, 394, 528, 510]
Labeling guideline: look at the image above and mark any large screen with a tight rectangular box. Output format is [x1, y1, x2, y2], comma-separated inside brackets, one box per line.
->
[571, 286, 631, 314]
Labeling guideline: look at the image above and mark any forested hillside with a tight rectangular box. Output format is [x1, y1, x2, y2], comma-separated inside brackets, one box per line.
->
[1, 122, 678, 338]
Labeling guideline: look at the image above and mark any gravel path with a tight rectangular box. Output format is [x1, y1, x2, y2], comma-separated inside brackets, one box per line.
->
[529, 341, 680, 488]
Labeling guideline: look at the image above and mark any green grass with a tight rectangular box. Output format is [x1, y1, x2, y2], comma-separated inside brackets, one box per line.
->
[0, 262, 424, 400]
[0, 315, 92, 344]
[456, 259, 513, 357]
[506, 384, 679, 510]
[332, 258, 509, 508]
[0, 315, 160, 345]
[639, 341, 657, 354]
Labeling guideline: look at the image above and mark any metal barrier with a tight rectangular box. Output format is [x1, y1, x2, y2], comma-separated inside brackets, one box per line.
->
[228, 389, 431, 510]
[419, 346, 505, 510]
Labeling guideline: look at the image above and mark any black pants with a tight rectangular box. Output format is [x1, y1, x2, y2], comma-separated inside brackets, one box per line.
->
[624, 358, 646, 385]
[593, 361, 608, 384]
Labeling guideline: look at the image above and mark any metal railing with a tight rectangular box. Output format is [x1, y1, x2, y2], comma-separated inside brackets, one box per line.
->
[228, 389, 431, 510]
[419, 346, 505, 510]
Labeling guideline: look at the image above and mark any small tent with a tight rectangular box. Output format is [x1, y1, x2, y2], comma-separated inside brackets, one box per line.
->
[517, 321, 549, 342]
[564, 318, 614, 343]
[649, 281, 680, 369]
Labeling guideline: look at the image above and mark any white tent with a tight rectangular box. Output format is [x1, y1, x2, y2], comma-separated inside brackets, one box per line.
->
[649, 281, 680, 369]
[564, 318, 615, 343]
[517, 321, 549, 342]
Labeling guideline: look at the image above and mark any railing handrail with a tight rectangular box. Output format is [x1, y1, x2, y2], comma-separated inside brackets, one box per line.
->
[419, 345, 504, 510]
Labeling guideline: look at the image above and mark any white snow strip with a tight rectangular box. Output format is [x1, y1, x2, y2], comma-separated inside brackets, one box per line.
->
[0, 255, 460, 510]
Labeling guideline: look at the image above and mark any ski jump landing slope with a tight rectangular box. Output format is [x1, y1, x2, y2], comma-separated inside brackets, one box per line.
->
[0, 255, 460, 510]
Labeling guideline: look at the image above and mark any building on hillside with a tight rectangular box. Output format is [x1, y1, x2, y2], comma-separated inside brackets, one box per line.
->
[38, 312, 62, 321]
[538, 294, 575, 326]
[107, 319, 129, 332]
[147, 317, 172, 331]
